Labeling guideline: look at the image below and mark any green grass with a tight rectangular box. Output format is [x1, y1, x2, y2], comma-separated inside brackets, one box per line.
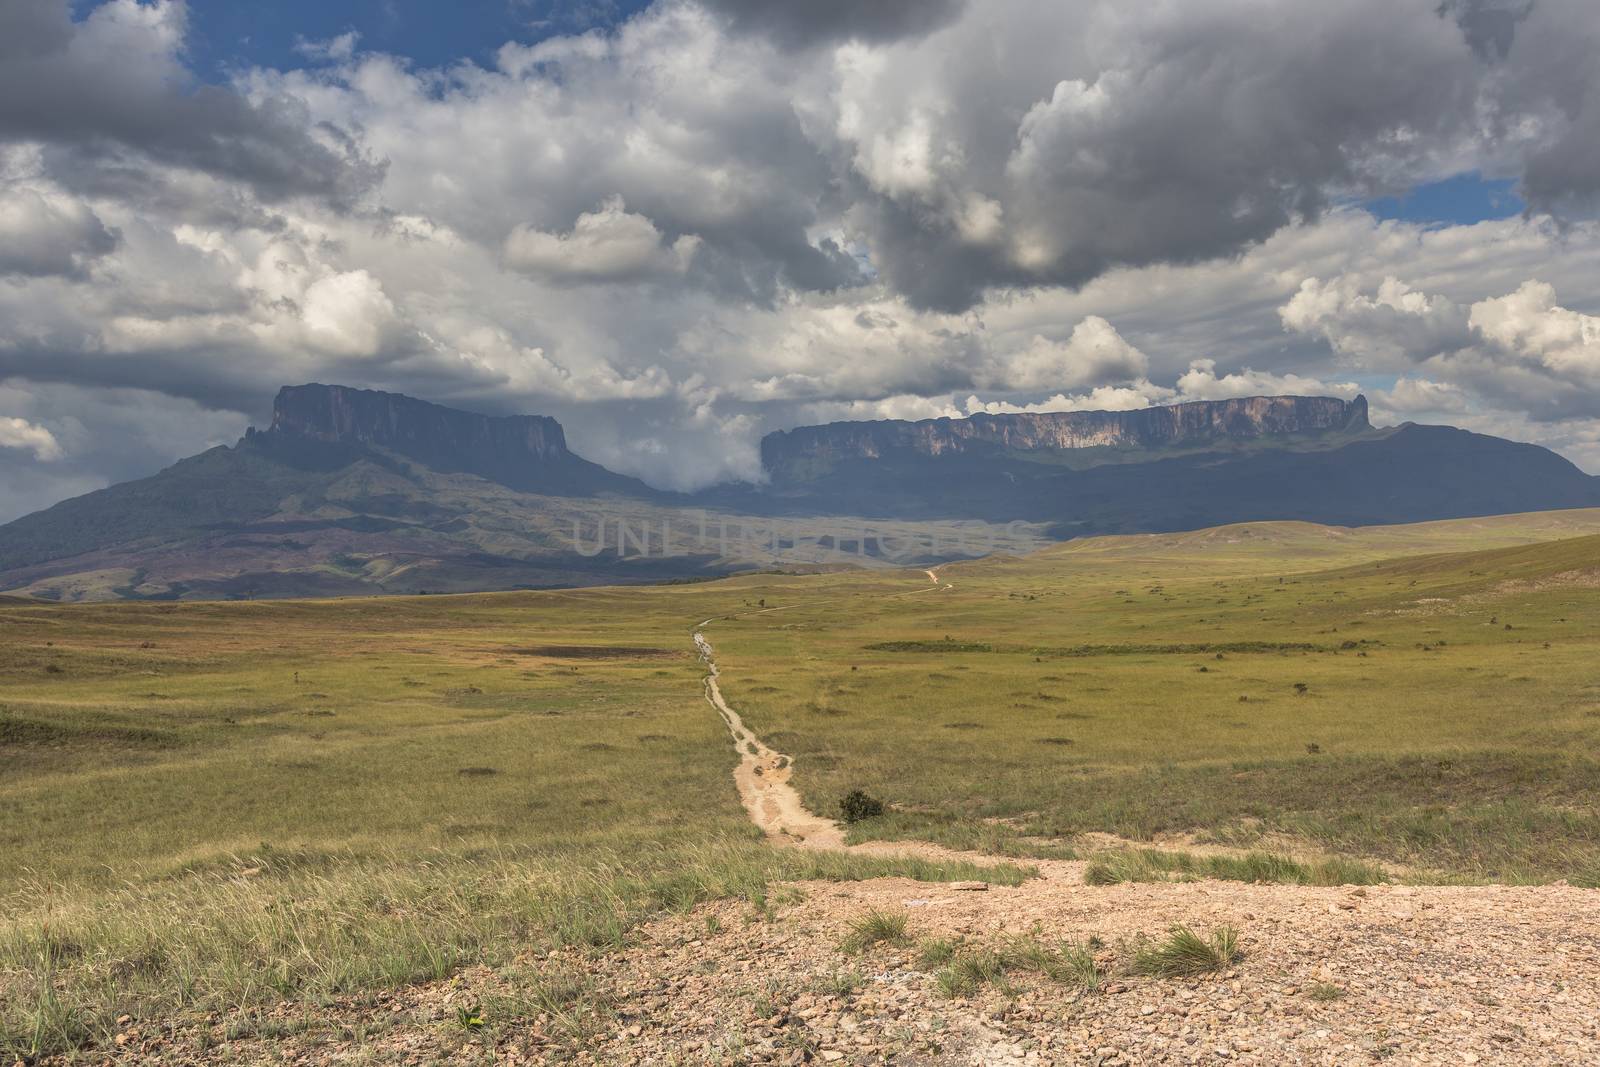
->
[713, 520, 1600, 881]
[935, 949, 1010, 999]
[3, 508, 1598, 1056]
[932, 935, 1103, 998]
[840, 909, 910, 952]
[916, 937, 959, 969]
[0, 579, 1024, 1058]
[1083, 849, 1389, 886]
[999, 935, 1103, 990]
[1128, 926, 1243, 978]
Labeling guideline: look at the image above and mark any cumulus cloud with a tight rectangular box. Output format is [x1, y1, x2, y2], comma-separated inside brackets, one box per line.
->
[504, 197, 700, 283]
[1468, 281, 1600, 389]
[1280, 276, 1472, 366]
[1283, 274, 1600, 419]
[981, 316, 1147, 392]
[0, 416, 63, 461]
[0, 184, 117, 278]
[1373, 377, 1471, 415]
[6, 0, 1600, 514]
[0, 0, 380, 205]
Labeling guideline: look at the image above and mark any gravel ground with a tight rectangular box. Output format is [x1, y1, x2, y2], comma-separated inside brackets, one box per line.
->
[69, 864, 1600, 1065]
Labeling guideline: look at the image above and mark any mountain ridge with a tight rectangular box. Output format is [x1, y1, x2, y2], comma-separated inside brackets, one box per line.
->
[252, 383, 659, 498]
[3, 384, 1598, 600]
[762, 394, 1370, 481]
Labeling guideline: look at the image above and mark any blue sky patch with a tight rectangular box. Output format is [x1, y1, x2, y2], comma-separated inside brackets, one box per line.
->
[87, 0, 656, 77]
[1363, 172, 1524, 226]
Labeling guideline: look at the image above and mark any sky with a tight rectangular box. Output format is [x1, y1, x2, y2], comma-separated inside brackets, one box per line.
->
[3, 0, 1600, 522]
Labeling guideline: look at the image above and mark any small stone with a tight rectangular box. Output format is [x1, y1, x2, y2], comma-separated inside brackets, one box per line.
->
[948, 881, 989, 892]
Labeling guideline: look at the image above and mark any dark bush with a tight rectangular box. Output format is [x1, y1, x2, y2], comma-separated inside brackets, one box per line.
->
[839, 789, 885, 823]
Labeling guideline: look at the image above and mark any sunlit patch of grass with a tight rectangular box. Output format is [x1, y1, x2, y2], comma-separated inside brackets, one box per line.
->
[840, 909, 909, 953]
[999, 935, 1102, 990]
[1128, 925, 1243, 978]
[1084, 849, 1389, 887]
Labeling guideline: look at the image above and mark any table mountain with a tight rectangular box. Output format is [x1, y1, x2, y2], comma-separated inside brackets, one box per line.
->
[3, 386, 1598, 599]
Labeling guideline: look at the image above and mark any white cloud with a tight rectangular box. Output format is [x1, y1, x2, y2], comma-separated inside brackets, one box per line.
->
[964, 382, 1172, 415]
[0, 183, 117, 278]
[1173, 359, 1358, 402]
[982, 316, 1147, 391]
[298, 269, 397, 357]
[1468, 281, 1600, 388]
[1373, 377, 1470, 416]
[961, 359, 1357, 417]
[7, 0, 1600, 515]
[0, 416, 63, 461]
[504, 196, 700, 283]
[1280, 275, 1470, 367]
[1282, 273, 1600, 420]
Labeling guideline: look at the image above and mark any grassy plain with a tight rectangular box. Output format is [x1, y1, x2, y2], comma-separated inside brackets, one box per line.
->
[0, 581, 1016, 1057]
[714, 511, 1600, 881]
[2, 507, 1599, 1056]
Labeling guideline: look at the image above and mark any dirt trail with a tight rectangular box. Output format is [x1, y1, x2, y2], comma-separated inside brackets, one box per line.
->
[693, 584, 1063, 873]
[694, 629, 846, 849]
[133, 574, 1600, 1066]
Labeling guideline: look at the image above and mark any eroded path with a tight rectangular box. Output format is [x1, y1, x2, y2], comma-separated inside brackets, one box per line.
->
[664, 574, 1596, 1066]
[694, 629, 845, 849]
[693, 581, 1064, 873]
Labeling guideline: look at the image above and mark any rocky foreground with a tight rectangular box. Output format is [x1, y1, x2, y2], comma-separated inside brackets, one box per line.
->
[80, 860, 1600, 1065]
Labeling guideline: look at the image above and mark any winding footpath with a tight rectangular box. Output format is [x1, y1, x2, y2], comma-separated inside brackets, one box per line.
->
[694, 627, 846, 849]
[652, 570, 1600, 1066]
[692, 567, 970, 857]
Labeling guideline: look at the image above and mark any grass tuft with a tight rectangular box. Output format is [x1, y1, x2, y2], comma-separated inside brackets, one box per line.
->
[915, 937, 958, 970]
[840, 909, 909, 952]
[934, 949, 1009, 999]
[1000, 935, 1102, 990]
[1128, 925, 1243, 978]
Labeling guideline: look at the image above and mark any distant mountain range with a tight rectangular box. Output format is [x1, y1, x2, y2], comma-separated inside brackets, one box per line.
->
[3, 382, 1597, 600]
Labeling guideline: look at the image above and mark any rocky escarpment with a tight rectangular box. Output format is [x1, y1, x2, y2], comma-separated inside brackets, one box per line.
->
[263, 382, 570, 463]
[251, 383, 651, 497]
[762, 395, 1369, 477]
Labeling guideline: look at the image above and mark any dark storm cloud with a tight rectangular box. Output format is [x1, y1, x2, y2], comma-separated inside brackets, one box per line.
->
[1437, 0, 1535, 60]
[0, 0, 382, 206]
[844, 0, 1500, 311]
[1485, 0, 1600, 216]
[696, 0, 965, 49]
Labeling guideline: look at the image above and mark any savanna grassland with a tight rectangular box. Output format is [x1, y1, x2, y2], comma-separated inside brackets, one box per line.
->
[0, 581, 1017, 1058]
[715, 511, 1600, 880]
[3, 508, 1599, 1060]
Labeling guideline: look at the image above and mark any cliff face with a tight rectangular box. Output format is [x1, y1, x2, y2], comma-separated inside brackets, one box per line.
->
[255, 383, 650, 497]
[762, 394, 1369, 475]
[266, 383, 571, 464]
